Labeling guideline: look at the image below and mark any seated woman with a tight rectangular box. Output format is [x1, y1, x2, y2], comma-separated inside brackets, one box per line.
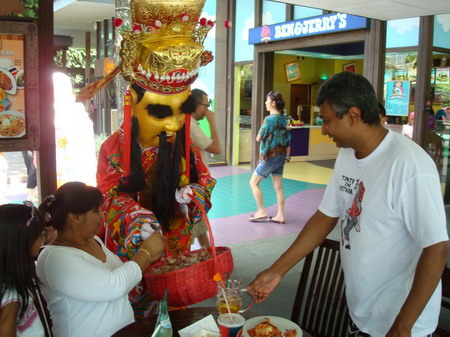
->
[36, 182, 165, 337]
[0, 202, 52, 337]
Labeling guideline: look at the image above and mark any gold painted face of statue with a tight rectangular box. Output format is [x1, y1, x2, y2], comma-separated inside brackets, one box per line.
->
[131, 89, 189, 148]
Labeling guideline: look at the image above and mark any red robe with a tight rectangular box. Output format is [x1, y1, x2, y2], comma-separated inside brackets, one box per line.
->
[96, 128, 216, 259]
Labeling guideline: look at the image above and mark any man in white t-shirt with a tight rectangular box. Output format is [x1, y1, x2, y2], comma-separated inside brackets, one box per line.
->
[190, 89, 221, 167]
[248, 72, 448, 337]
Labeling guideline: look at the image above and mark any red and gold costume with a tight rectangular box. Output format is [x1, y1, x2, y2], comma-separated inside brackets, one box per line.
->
[76, 0, 230, 318]
[96, 127, 216, 259]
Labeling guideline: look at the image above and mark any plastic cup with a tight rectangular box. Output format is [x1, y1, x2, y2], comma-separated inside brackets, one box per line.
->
[217, 313, 245, 337]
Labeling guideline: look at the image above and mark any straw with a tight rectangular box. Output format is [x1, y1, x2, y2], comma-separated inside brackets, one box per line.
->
[151, 324, 161, 337]
[219, 280, 234, 322]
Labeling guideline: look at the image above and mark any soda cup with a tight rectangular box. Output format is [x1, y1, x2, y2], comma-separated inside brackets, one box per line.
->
[217, 313, 245, 337]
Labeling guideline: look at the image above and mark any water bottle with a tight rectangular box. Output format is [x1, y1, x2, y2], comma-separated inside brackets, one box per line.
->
[153, 289, 172, 337]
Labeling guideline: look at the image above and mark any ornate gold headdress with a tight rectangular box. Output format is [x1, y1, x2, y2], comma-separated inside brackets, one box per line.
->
[77, 0, 217, 101]
[120, 0, 214, 94]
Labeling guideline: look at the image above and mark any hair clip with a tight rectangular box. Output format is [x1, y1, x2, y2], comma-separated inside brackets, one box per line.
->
[45, 195, 55, 207]
[44, 212, 52, 222]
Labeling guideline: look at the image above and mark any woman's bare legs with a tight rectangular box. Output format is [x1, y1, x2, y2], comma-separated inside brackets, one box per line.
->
[249, 172, 267, 219]
[271, 175, 285, 223]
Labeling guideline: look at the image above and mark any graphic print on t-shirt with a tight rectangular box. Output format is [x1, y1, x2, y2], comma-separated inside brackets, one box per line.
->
[341, 180, 365, 249]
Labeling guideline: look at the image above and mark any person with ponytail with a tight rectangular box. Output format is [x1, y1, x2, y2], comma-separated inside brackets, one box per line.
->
[249, 91, 291, 224]
[36, 182, 165, 337]
[0, 202, 53, 337]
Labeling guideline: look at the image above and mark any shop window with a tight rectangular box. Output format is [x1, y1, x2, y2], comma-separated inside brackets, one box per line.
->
[262, 0, 286, 25]
[234, 0, 254, 62]
[1, 151, 39, 205]
[293, 6, 323, 20]
[386, 17, 419, 49]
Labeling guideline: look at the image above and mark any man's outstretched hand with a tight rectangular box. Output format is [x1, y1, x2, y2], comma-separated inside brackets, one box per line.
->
[247, 268, 283, 303]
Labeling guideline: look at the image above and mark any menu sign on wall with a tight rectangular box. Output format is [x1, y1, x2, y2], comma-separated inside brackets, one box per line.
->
[0, 34, 25, 138]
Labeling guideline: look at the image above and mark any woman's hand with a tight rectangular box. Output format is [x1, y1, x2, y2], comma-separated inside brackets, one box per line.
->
[141, 231, 165, 263]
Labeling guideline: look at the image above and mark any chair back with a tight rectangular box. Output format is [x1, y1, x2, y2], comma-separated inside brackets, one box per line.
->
[290, 239, 348, 337]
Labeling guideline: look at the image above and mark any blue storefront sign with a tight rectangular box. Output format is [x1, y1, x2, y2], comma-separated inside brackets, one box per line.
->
[249, 13, 369, 45]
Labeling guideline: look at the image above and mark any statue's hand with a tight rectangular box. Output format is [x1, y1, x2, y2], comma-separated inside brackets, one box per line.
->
[175, 185, 193, 204]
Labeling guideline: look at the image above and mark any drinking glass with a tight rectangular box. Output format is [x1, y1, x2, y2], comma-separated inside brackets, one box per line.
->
[216, 279, 253, 314]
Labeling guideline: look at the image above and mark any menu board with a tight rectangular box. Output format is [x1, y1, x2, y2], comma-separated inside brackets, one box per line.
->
[386, 80, 410, 117]
[0, 34, 25, 138]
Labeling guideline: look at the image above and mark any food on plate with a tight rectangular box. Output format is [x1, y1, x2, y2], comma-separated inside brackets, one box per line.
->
[0, 71, 12, 91]
[16, 71, 24, 88]
[0, 88, 5, 102]
[247, 318, 282, 337]
[149, 248, 211, 274]
[284, 329, 297, 337]
[0, 114, 25, 137]
[247, 318, 297, 337]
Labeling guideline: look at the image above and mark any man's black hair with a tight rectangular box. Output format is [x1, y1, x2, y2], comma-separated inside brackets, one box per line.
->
[316, 72, 380, 125]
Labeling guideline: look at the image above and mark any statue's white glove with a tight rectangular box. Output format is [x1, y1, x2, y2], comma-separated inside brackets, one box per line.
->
[175, 186, 193, 204]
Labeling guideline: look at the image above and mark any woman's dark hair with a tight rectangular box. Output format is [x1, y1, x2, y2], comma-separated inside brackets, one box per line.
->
[267, 91, 285, 111]
[38, 181, 103, 232]
[0, 203, 45, 319]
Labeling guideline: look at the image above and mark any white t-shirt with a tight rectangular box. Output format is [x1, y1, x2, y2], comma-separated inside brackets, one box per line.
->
[319, 129, 449, 337]
[190, 118, 213, 166]
[1, 289, 44, 337]
[36, 236, 142, 337]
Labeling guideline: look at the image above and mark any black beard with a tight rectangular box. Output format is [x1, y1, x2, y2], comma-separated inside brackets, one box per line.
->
[139, 131, 183, 232]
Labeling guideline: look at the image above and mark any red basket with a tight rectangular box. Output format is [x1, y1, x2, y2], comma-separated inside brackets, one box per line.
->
[143, 198, 234, 307]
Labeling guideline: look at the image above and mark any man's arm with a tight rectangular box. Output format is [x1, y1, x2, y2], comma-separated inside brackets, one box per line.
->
[247, 210, 338, 302]
[204, 109, 221, 154]
[386, 241, 449, 337]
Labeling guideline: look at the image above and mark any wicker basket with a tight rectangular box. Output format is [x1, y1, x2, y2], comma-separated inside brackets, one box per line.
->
[143, 198, 234, 307]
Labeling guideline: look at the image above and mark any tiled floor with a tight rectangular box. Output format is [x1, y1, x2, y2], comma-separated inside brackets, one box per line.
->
[193, 161, 450, 335]
[192, 161, 336, 318]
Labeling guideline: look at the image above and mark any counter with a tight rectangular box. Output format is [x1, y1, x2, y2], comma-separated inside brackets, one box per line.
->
[289, 125, 339, 161]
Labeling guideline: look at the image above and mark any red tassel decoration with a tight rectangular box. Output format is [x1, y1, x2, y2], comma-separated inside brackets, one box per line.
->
[123, 90, 132, 177]
[185, 113, 191, 181]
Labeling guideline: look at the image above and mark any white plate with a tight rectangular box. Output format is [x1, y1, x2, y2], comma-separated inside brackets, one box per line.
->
[0, 59, 12, 69]
[0, 111, 25, 138]
[0, 68, 17, 95]
[243, 316, 302, 337]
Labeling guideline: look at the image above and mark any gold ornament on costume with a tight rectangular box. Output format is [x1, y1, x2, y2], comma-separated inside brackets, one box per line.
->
[120, 0, 214, 94]
[76, 0, 219, 101]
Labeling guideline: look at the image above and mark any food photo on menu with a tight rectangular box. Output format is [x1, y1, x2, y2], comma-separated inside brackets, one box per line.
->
[0, 37, 26, 139]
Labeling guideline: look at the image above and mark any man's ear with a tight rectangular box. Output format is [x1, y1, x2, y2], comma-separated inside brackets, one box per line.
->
[347, 106, 362, 124]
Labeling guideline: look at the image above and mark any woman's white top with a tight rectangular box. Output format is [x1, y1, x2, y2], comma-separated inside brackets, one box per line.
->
[36, 236, 142, 337]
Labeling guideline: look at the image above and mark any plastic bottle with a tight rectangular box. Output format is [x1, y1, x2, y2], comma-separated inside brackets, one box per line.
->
[153, 289, 172, 337]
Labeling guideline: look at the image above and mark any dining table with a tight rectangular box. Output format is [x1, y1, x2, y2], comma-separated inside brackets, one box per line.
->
[112, 306, 312, 337]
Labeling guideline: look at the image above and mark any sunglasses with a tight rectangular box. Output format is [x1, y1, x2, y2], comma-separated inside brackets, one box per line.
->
[23, 200, 40, 227]
[198, 99, 212, 108]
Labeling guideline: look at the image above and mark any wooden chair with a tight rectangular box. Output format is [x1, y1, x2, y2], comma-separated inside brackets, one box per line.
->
[291, 239, 348, 337]
[435, 266, 450, 337]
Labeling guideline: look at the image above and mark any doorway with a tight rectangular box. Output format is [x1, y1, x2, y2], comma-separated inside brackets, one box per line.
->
[290, 84, 311, 122]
